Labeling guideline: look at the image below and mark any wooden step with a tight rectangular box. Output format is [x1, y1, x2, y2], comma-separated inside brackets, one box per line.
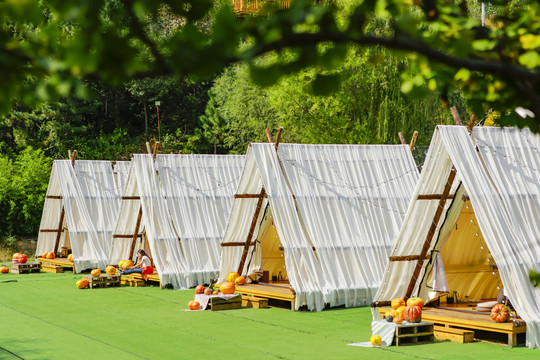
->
[83, 274, 121, 289]
[120, 275, 146, 287]
[434, 325, 475, 343]
[241, 295, 269, 309]
[41, 264, 63, 273]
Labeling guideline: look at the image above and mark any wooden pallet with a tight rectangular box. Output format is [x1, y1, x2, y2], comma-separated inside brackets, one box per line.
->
[120, 275, 146, 287]
[41, 264, 63, 273]
[83, 274, 121, 289]
[37, 257, 74, 271]
[230, 283, 295, 310]
[118, 271, 161, 288]
[11, 262, 41, 274]
[209, 295, 242, 311]
[394, 322, 434, 346]
[434, 325, 475, 343]
[241, 295, 269, 309]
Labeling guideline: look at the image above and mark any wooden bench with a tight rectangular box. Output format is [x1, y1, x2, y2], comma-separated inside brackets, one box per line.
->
[434, 325, 475, 343]
[241, 295, 269, 309]
[83, 274, 121, 289]
[119, 272, 162, 288]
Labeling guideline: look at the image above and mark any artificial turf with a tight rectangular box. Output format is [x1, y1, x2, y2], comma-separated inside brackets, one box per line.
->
[1, 267, 539, 360]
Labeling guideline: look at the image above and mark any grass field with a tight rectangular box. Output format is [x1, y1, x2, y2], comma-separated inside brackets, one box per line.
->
[1, 267, 539, 360]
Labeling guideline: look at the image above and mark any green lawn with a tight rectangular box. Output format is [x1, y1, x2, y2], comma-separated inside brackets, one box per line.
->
[1, 267, 538, 360]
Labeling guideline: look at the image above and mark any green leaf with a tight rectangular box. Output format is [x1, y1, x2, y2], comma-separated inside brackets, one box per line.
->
[472, 39, 496, 51]
[518, 51, 540, 69]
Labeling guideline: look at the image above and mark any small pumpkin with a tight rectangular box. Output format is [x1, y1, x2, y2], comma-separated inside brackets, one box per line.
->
[76, 279, 89, 289]
[385, 314, 394, 323]
[105, 265, 117, 275]
[204, 288, 212, 295]
[121, 260, 134, 269]
[118, 260, 126, 268]
[395, 305, 407, 320]
[41, 252, 48, 259]
[227, 272, 240, 283]
[68, 254, 74, 262]
[0, 266, 9, 273]
[393, 316, 404, 324]
[234, 276, 246, 285]
[391, 298, 405, 310]
[370, 334, 382, 346]
[406, 297, 424, 309]
[404, 305, 422, 323]
[212, 290, 219, 295]
[490, 303, 510, 323]
[90, 269, 101, 277]
[220, 281, 236, 294]
[188, 300, 200, 310]
[18, 254, 28, 264]
[12, 253, 21, 260]
[46, 252, 56, 259]
[195, 285, 205, 294]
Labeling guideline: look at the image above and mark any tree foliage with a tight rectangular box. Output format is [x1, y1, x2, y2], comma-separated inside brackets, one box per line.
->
[1, 0, 537, 129]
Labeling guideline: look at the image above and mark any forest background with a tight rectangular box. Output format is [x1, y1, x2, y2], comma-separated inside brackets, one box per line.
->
[0, 0, 513, 252]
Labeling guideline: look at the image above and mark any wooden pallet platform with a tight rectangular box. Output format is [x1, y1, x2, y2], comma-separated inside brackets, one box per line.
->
[241, 295, 269, 309]
[230, 283, 295, 310]
[120, 275, 146, 287]
[119, 271, 161, 288]
[395, 322, 434, 346]
[377, 305, 526, 347]
[11, 262, 41, 274]
[37, 257, 75, 269]
[209, 294, 242, 311]
[83, 274, 121, 289]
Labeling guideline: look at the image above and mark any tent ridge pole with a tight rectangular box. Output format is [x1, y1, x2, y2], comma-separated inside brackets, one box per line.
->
[404, 166, 456, 299]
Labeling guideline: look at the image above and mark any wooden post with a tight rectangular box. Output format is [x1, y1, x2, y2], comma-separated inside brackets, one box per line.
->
[467, 114, 476, 132]
[53, 208, 65, 254]
[274, 127, 284, 150]
[404, 166, 457, 299]
[398, 132, 406, 145]
[237, 188, 267, 275]
[409, 131, 418, 152]
[265, 128, 273, 143]
[152, 141, 160, 160]
[146, 142, 152, 155]
[450, 107, 462, 125]
[129, 206, 144, 260]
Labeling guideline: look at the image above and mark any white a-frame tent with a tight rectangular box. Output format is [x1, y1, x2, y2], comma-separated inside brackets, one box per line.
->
[110, 153, 245, 289]
[218, 142, 419, 311]
[36, 159, 130, 273]
[373, 125, 540, 348]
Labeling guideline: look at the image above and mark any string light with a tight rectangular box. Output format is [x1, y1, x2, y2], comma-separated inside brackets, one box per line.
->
[159, 164, 241, 192]
[475, 138, 540, 175]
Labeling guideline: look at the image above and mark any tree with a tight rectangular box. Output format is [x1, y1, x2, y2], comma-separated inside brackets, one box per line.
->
[1, 1, 538, 129]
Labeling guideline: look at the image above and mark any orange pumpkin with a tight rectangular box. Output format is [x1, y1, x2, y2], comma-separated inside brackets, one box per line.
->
[393, 316, 404, 324]
[41, 252, 48, 259]
[212, 290, 219, 295]
[195, 285, 205, 294]
[490, 303, 510, 323]
[406, 297, 424, 309]
[391, 298, 405, 309]
[204, 288, 212, 295]
[121, 260, 134, 269]
[76, 279, 89, 289]
[105, 266, 117, 275]
[227, 272, 240, 283]
[188, 300, 200, 310]
[46, 252, 56, 259]
[395, 305, 407, 320]
[68, 254, 73, 262]
[12, 253, 21, 259]
[18, 254, 28, 264]
[90, 269, 101, 277]
[0, 266, 9, 273]
[220, 282, 235, 294]
[234, 276, 246, 285]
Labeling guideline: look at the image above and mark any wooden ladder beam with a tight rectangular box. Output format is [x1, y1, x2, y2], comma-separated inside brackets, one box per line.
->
[53, 208, 65, 254]
[404, 167, 456, 299]
[129, 205, 143, 260]
[237, 187, 266, 275]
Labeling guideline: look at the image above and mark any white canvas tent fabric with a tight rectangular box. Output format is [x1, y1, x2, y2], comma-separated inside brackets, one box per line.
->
[373, 125, 540, 348]
[219, 143, 419, 311]
[36, 160, 129, 272]
[110, 154, 244, 289]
